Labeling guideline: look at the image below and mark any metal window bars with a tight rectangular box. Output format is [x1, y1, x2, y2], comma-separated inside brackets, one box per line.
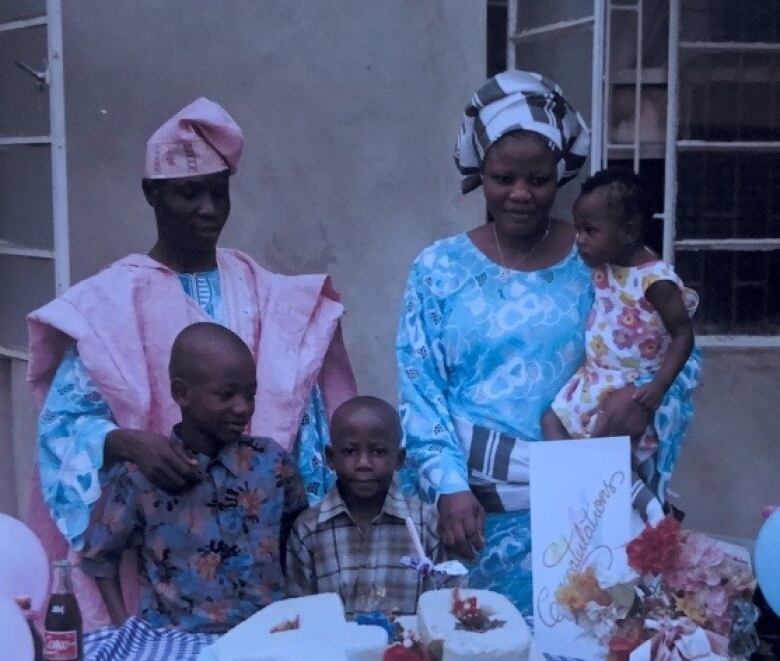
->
[507, 0, 780, 342]
[0, 0, 68, 359]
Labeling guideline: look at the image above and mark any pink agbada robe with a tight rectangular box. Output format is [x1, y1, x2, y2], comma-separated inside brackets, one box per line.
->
[26, 248, 357, 630]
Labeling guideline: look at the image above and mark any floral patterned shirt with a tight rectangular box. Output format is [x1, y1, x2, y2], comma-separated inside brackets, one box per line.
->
[80, 430, 308, 632]
[38, 269, 334, 550]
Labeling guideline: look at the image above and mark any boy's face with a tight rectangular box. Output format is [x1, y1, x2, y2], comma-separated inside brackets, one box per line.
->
[176, 353, 256, 447]
[326, 406, 404, 505]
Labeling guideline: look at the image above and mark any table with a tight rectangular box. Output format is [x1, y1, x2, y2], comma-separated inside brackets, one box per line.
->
[84, 615, 579, 661]
[84, 617, 217, 661]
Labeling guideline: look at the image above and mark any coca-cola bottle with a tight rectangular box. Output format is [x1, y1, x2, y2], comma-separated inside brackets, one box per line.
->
[43, 560, 83, 661]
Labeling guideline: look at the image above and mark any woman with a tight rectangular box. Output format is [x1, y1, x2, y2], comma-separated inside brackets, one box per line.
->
[397, 71, 700, 613]
[27, 98, 356, 629]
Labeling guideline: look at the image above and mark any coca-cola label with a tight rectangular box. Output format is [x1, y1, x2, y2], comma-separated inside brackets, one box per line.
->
[44, 630, 78, 660]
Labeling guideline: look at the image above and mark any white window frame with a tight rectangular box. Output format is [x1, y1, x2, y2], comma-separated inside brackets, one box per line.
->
[0, 0, 69, 360]
[665, 0, 780, 347]
[509, 0, 780, 347]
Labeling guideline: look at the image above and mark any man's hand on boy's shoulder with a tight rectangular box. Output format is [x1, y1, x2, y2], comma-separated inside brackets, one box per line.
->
[105, 428, 202, 493]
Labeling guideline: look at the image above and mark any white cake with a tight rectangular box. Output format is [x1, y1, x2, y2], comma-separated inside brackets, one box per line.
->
[225, 625, 387, 661]
[417, 589, 534, 661]
[205, 593, 388, 661]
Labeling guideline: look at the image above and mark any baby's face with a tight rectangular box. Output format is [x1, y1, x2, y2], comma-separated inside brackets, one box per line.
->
[573, 189, 626, 267]
[327, 407, 403, 504]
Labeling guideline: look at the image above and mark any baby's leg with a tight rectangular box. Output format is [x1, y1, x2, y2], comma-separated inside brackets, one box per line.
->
[541, 409, 572, 441]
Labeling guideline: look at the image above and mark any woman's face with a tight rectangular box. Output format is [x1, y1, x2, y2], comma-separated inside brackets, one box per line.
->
[482, 133, 558, 240]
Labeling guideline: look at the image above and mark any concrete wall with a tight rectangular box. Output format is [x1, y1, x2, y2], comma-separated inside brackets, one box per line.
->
[61, 0, 486, 402]
[671, 349, 780, 540]
[1, 2, 777, 546]
[0, 0, 486, 517]
[0, 357, 38, 518]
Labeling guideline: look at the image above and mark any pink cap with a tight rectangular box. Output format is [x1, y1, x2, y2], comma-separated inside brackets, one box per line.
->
[145, 97, 244, 179]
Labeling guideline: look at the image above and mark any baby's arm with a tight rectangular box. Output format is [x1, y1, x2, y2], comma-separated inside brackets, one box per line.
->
[634, 280, 695, 412]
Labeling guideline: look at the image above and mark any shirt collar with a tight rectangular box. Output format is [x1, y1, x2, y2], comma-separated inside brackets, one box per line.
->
[316, 476, 411, 526]
[170, 425, 244, 479]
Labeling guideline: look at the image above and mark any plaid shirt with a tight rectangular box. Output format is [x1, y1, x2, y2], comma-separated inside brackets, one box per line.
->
[285, 478, 441, 616]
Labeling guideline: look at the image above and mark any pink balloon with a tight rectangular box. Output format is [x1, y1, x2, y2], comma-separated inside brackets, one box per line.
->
[0, 514, 50, 611]
[0, 598, 33, 661]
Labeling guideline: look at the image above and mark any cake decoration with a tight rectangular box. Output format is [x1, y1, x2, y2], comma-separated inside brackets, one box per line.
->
[269, 615, 300, 633]
[451, 587, 506, 633]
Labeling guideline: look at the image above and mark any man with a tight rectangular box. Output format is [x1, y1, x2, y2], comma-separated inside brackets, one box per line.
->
[27, 98, 356, 629]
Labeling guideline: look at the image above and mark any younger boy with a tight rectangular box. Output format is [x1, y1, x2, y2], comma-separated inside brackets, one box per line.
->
[81, 322, 308, 632]
[286, 395, 441, 616]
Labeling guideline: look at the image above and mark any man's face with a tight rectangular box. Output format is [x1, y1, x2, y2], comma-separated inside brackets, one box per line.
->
[145, 171, 231, 256]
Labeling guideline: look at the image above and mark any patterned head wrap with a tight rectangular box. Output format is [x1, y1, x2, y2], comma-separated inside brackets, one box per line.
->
[145, 97, 244, 179]
[454, 70, 590, 194]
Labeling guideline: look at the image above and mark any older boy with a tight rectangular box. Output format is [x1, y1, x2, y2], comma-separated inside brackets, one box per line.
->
[286, 396, 442, 616]
[81, 323, 308, 633]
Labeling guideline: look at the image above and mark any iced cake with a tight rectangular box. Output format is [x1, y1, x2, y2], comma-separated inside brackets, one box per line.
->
[417, 589, 534, 661]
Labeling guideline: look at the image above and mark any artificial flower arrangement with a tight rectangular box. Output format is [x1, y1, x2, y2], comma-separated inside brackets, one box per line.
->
[555, 517, 760, 660]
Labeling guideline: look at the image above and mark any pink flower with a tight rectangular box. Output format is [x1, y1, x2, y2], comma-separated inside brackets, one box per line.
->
[613, 328, 635, 350]
[639, 338, 660, 359]
[237, 489, 265, 517]
[236, 445, 255, 472]
[193, 551, 221, 580]
[617, 306, 640, 329]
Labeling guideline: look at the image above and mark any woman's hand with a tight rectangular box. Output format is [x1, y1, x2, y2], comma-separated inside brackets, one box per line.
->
[105, 429, 202, 493]
[438, 490, 485, 561]
[592, 385, 652, 440]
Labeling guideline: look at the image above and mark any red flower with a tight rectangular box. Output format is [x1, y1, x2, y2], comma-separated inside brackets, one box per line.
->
[626, 516, 681, 575]
[383, 644, 431, 661]
[608, 619, 650, 661]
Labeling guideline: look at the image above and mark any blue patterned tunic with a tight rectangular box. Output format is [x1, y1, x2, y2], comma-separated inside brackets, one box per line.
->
[397, 233, 593, 612]
[39, 270, 334, 550]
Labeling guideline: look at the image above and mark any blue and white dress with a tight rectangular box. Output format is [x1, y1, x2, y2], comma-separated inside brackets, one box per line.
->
[397, 233, 593, 614]
[397, 232, 703, 614]
[39, 270, 334, 551]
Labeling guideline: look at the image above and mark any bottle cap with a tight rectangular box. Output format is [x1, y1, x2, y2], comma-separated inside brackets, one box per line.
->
[14, 595, 32, 610]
